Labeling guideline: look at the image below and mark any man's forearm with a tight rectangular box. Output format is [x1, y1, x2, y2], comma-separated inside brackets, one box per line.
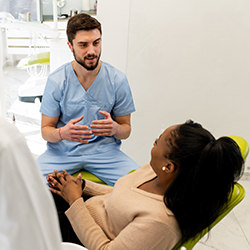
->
[41, 126, 62, 143]
[113, 123, 131, 140]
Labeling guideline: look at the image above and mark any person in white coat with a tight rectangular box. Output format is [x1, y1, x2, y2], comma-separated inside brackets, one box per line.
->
[0, 118, 62, 250]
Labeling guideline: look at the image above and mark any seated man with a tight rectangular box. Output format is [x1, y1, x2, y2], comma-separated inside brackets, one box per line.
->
[37, 13, 138, 186]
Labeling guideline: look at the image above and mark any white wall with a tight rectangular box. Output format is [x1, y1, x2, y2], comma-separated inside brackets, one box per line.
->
[97, 0, 131, 73]
[98, 0, 250, 173]
[0, 28, 5, 117]
[0, 63, 4, 118]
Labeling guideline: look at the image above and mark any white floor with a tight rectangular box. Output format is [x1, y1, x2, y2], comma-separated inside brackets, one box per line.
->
[2, 64, 250, 250]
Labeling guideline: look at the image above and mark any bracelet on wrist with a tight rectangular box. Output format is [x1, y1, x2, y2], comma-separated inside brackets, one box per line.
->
[58, 128, 63, 140]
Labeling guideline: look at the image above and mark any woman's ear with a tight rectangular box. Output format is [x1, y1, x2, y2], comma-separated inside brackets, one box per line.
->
[162, 162, 176, 173]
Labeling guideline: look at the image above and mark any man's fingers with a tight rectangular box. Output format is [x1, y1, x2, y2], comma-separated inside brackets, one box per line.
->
[69, 133, 92, 139]
[71, 115, 84, 125]
[92, 129, 111, 133]
[92, 132, 110, 137]
[73, 124, 90, 130]
[99, 110, 110, 119]
[73, 139, 89, 143]
[91, 119, 112, 125]
[69, 130, 92, 136]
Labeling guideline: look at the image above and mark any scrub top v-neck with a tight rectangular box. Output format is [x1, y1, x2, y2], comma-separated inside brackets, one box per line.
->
[40, 61, 136, 156]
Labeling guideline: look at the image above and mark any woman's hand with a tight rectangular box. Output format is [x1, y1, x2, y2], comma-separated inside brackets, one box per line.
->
[49, 169, 83, 206]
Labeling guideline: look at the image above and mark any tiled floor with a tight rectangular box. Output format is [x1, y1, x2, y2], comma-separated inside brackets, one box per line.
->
[2, 64, 250, 250]
[194, 179, 250, 250]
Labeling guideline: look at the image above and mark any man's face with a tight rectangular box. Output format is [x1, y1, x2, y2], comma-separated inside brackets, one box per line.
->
[69, 29, 102, 71]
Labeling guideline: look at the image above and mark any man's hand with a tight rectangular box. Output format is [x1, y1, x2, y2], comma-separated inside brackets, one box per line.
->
[48, 170, 83, 206]
[59, 116, 93, 143]
[90, 110, 118, 137]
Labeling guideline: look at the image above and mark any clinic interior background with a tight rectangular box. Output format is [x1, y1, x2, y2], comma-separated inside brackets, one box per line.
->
[1, 0, 250, 176]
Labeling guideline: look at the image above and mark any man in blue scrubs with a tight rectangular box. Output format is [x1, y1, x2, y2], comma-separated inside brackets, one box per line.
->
[37, 13, 138, 186]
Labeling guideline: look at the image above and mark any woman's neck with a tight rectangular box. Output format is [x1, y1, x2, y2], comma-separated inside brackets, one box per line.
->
[138, 176, 172, 195]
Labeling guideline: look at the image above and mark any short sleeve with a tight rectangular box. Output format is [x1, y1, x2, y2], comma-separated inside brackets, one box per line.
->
[40, 76, 62, 118]
[112, 74, 136, 117]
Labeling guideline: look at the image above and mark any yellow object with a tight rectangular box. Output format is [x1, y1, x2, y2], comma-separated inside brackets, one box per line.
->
[228, 135, 249, 161]
[17, 51, 50, 69]
[72, 170, 106, 185]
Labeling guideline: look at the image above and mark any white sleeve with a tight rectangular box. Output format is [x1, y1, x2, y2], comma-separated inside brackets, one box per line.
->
[0, 118, 62, 250]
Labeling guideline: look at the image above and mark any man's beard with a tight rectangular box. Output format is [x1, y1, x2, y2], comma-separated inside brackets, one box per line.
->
[73, 48, 101, 71]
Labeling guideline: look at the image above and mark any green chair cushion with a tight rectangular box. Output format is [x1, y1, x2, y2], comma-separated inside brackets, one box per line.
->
[72, 170, 107, 185]
[17, 51, 50, 69]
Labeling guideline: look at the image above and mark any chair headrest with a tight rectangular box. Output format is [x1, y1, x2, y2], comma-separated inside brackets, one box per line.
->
[228, 135, 249, 161]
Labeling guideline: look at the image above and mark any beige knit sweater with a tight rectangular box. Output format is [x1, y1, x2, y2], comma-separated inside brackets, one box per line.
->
[65, 164, 181, 250]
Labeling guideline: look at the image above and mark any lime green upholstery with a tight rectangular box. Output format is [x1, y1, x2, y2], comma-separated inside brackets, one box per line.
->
[72, 163, 137, 185]
[228, 135, 249, 161]
[72, 170, 106, 185]
[17, 51, 50, 69]
[171, 182, 245, 250]
[172, 135, 248, 250]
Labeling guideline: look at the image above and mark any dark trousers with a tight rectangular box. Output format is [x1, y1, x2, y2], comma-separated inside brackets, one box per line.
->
[51, 192, 87, 246]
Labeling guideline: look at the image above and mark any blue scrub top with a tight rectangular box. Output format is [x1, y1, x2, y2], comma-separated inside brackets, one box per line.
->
[40, 61, 135, 156]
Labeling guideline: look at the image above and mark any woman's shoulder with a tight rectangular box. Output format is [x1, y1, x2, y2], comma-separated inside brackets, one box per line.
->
[132, 163, 153, 175]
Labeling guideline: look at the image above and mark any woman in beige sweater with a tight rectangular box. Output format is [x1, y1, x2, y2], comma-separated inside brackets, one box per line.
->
[48, 120, 244, 250]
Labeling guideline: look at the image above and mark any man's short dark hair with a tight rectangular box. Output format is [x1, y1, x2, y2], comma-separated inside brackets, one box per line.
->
[66, 13, 102, 45]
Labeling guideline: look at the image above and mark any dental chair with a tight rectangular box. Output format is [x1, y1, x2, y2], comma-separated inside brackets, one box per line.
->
[171, 135, 248, 250]
[72, 169, 107, 185]
[0, 12, 59, 104]
[17, 51, 50, 103]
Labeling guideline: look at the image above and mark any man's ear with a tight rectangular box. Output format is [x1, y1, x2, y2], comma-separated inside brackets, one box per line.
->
[67, 41, 73, 52]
